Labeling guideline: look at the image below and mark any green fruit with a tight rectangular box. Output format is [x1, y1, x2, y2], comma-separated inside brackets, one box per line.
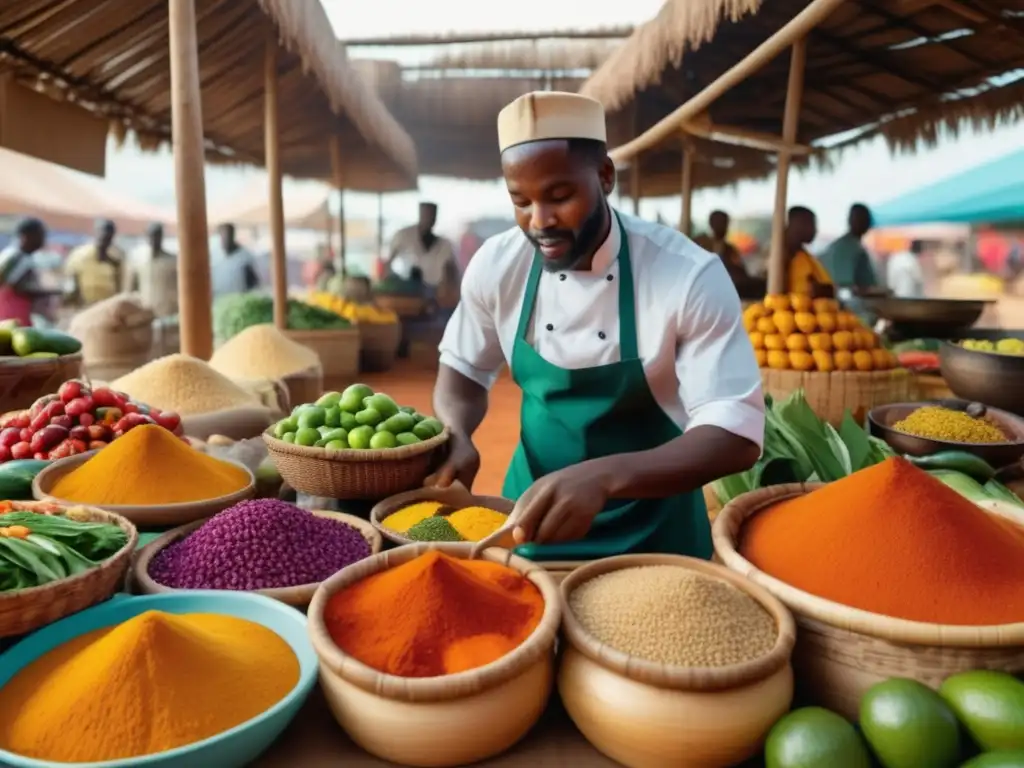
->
[355, 408, 383, 427]
[297, 406, 327, 430]
[314, 438, 328, 447]
[292, 402, 314, 415]
[320, 428, 348, 442]
[380, 412, 416, 434]
[294, 427, 320, 447]
[340, 383, 375, 413]
[396, 432, 422, 446]
[412, 422, 438, 440]
[399, 405, 416, 415]
[764, 707, 872, 768]
[961, 751, 1024, 767]
[347, 425, 375, 450]
[317, 425, 334, 436]
[940, 671, 1024, 752]
[316, 391, 342, 408]
[860, 678, 961, 768]
[324, 406, 342, 428]
[11, 327, 81, 356]
[370, 431, 397, 449]
[339, 411, 359, 430]
[419, 417, 444, 434]
[362, 393, 400, 420]
[282, 432, 296, 443]
[273, 418, 296, 438]
[412, 412, 426, 423]
[325, 438, 349, 451]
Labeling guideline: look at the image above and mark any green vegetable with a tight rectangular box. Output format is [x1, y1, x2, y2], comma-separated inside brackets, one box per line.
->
[925, 469, 1024, 509]
[213, 294, 350, 343]
[0, 460, 51, 500]
[890, 338, 941, 354]
[985, 479, 1024, 508]
[907, 451, 996, 482]
[10, 328, 82, 357]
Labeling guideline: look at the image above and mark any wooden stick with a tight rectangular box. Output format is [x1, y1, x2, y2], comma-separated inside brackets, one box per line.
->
[608, 0, 846, 165]
[681, 120, 812, 155]
[679, 139, 695, 235]
[630, 102, 641, 216]
[264, 35, 287, 329]
[767, 38, 807, 296]
[168, 0, 212, 359]
[340, 27, 634, 46]
[377, 193, 385, 258]
[328, 133, 347, 274]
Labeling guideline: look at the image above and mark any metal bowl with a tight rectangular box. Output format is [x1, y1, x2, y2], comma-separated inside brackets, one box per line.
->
[868, 400, 1024, 468]
[860, 297, 991, 338]
[941, 340, 1024, 417]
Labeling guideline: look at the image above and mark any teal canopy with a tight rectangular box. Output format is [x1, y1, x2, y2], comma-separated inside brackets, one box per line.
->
[872, 149, 1024, 227]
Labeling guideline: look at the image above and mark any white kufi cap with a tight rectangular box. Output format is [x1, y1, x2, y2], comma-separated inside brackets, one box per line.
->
[497, 91, 606, 153]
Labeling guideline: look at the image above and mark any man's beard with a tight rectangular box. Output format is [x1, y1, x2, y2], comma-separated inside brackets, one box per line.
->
[526, 200, 608, 272]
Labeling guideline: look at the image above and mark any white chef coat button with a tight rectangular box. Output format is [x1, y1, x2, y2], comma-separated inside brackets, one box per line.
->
[606, 274, 614, 281]
[559, 274, 567, 281]
[598, 331, 606, 340]
[546, 323, 554, 332]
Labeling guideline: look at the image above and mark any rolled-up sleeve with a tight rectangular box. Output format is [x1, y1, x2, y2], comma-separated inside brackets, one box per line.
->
[438, 243, 506, 390]
[675, 258, 765, 449]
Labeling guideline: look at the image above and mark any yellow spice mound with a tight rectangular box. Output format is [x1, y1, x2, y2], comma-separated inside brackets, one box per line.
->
[51, 424, 249, 505]
[209, 324, 320, 379]
[112, 354, 259, 415]
[0, 611, 299, 762]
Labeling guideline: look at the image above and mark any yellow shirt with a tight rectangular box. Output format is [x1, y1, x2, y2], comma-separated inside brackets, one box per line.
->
[66, 244, 124, 306]
[787, 249, 833, 295]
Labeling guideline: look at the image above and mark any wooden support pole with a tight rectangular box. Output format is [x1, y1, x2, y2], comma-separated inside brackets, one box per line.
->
[377, 193, 384, 258]
[264, 35, 287, 329]
[681, 118, 812, 155]
[679, 139, 695, 235]
[328, 133, 347, 275]
[630, 163, 640, 216]
[168, 0, 212, 359]
[767, 38, 807, 296]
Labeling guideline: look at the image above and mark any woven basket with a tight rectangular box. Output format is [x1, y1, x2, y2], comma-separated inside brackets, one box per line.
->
[713, 484, 1024, 720]
[132, 510, 381, 608]
[375, 294, 426, 318]
[307, 542, 561, 765]
[0, 502, 138, 637]
[559, 555, 796, 768]
[358, 321, 402, 373]
[0, 353, 83, 413]
[279, 366, 324, 409]
[285, 329, 360, 381]
[263, 427, 449, 500]
[760, 368, 913, 427]
[370, 483, 514, 546]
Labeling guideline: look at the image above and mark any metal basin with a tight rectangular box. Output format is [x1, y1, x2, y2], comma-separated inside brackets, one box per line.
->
[941, 340, 1024, 417]
[860, 297, 991, 337]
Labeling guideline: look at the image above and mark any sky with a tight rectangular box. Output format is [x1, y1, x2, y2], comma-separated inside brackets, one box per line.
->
[94, 0, 1024, 243]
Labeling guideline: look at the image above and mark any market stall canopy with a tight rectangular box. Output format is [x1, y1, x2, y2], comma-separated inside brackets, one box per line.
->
[210, 186, 336, 231]
[581, 0, 1024, 160]
[0, 147, 174, 236]
[873, 148, 1024, 226]
[0, 0, 418, 191]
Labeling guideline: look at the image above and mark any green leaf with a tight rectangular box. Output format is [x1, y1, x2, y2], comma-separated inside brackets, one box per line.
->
[771, 391, 847, 482]
[838, 411, 872, 472]
[983, 479, 1024, 509]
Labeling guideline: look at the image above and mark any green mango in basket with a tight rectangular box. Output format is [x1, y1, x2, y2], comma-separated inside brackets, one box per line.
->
[362, 394, 400, 420]
[340, 383, 374, 413]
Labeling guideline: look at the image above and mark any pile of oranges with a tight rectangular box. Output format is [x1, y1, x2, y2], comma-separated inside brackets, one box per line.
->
[744, 294, 899, 372]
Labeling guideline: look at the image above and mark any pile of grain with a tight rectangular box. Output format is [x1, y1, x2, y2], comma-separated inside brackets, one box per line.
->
[209, 324, 320, 379]
[112, 355, 259, 415]
[569, 565, 777, 668]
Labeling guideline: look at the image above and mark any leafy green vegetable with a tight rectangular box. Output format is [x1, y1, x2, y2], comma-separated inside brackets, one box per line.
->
[838, 412, 872, 472]
[213, 293, 351, 343]
[0, 512, 126, 560]
[983, 479, 1024, 509]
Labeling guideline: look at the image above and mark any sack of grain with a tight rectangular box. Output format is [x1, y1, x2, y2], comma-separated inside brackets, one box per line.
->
[69, 293, 155, 368]
[111, 354, 263, 415]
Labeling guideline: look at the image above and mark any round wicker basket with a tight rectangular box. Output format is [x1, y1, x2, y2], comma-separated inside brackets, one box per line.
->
[559, 554, 796, 768]
[358, 322, 402, 373]
[713, 484, 1024, 720]
[370, 483, 513, 546]
[760, 368, 913, 427]
[0, 353, 83, 414]
[0, 502, 138, 637]
[263, 427, 449, 500]
[32, 450, 256, 527]
[132, 510, 381, 608]
[285, 329, 360, 381]
[307, 542, 561, 766]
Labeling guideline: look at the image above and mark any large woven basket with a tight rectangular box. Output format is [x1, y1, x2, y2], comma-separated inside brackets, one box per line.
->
[0, 353, 83, 413]
[358, 322, 402, 373]
[0, 502, 138, 637]
[263, 427, 450, 500]
[285, 328, 360, 381]
[132, 510, 381, 608]
[370, 483, 513, 546]
[713, 484, 1024, 719]
[760, 368, 913, 427]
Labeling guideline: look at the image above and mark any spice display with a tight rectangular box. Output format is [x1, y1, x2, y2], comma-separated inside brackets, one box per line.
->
[962, 338, 1024, 355]
[406, 516, 463, 542]
[149, 500, 370, 590]
[446, 506, 509, 541]
[324, 551, 544, 677]
[569, 565, 776, 667]
[51, 424, 249, 506]
[0, 379, 182, 463]
[0, 610, 299, 762]
[213, 294, 351, 343]
[273, 383, 444, 450]
[380, 501, 444, 533]
[893, 405, 1008, 444]
[744, 294, 897, 372]
[0, 323, 82, 357]
[308, 292, 399, 324]
[0, 505, 127, 591]
[112, 354, 260, 415]
[740, 457, 1024, 624]
[209, 323, 321, 379]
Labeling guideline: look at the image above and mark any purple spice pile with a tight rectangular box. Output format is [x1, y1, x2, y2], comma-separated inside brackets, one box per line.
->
[149, 499, 371, 590]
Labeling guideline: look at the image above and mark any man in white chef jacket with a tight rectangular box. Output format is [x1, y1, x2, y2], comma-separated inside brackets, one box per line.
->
[427, 92, 764, 561]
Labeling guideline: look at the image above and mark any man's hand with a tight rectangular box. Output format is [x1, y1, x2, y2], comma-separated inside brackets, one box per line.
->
[510, 463, 609, 546]
[424, 433, 481, 490]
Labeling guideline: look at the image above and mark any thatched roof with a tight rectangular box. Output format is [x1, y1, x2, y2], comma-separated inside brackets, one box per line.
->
[0, 0, 418, 191]
[582, 0, 1024, 156]
[418, 39, 625, 73]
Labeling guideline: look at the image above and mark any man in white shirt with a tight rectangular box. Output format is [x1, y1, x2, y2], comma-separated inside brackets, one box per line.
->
[124, 223, 178, 318]
[388, 203, 457, 288]
[428, 92, 764, 561]
[211, 223, 259, 296]
[886, 239, 925, 298]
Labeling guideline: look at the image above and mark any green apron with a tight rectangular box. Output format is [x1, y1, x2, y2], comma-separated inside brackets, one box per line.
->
[502, 214, 711, 561]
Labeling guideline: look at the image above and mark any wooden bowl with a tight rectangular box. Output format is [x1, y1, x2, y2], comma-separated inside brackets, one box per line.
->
[32, 450, 255, 527]
[370, 483, 514, 546]
[713, 484, 1024, 720]
[868, 400, 1024, 468]
[307, 543, 561, 767]
[559, 555, 796, 768]
[941, 340, 1024, 416]
[132, 510, 381, 608]
[0, 352, 83, 413]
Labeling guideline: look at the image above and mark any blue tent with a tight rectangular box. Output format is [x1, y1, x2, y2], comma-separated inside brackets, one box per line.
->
[872, 148, 1024, 227]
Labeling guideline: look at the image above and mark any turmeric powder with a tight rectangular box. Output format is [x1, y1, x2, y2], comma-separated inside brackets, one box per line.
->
[0, 611, 299, 762]
[50, 424, 249, 505]
[380, 501, 444, 533]
[446, 506, 508, 542]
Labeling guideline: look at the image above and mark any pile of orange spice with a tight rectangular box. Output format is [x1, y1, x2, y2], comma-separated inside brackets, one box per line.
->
[741, 457, 1024, 625]
[323, 551, 544, 677]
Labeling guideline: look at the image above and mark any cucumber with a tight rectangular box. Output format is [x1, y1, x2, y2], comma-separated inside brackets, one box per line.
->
[907, 451, 996, 482]
[10, 328, 82, 357]
[0, 459, 51, 500]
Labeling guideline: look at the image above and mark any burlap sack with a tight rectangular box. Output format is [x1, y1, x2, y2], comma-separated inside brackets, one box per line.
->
[69, 293, 155, 368]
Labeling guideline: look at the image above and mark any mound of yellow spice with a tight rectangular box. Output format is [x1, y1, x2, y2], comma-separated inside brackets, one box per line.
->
[50, 424, 250, 505]
[0, 611, 299, 762]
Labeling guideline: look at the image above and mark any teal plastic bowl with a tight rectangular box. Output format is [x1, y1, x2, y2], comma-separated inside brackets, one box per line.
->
[0, 591, 318, 768]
